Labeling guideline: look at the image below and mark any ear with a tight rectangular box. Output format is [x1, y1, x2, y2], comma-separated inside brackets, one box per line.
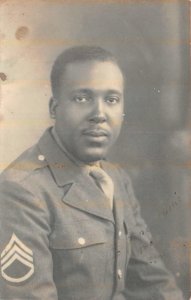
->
[49, 97, 58, 119]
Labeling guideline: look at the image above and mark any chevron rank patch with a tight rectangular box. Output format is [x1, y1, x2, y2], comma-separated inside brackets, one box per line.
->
[1, 233, 34, 283]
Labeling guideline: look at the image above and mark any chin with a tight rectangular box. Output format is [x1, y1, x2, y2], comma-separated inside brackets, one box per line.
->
[79, 148, 108, 164]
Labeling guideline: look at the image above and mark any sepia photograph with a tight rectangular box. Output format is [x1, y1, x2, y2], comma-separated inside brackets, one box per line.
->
[0, 0, 190, 299]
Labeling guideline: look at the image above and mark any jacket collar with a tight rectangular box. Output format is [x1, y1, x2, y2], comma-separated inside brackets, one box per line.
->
[38, 127, 82, 187]
[38, 128, 124, 224]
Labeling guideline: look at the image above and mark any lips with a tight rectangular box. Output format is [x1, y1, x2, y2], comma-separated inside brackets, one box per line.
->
[82, 128, 109, 137]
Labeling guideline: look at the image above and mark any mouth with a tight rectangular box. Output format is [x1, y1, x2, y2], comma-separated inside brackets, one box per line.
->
[82, 128, 109, 137]
[82, 128, 110, 143]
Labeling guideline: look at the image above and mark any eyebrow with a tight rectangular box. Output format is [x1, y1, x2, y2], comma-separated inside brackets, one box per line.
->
[71, 89, 93, 94]
[105, 89, 123, 96]
[71, 89, 123, 96]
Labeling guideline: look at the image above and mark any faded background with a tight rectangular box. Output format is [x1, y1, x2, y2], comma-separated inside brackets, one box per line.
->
[0, 0, 190, 298]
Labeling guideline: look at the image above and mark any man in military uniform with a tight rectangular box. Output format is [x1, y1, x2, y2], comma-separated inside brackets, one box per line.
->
[0, 46, 184, 299]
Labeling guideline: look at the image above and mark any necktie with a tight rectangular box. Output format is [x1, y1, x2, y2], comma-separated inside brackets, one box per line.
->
[88, 166, 114, 210]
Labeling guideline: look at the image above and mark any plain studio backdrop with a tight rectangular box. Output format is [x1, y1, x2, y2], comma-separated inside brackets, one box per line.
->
[0, 0, 190, 298]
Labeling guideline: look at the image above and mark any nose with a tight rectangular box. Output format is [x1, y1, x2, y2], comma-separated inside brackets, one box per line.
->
[88, 98, 106, 123]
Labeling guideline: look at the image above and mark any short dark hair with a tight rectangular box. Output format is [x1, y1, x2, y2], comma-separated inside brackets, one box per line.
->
[50, 45, 122, 98]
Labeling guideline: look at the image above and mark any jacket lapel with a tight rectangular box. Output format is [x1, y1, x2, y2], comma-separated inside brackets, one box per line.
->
[62, 174, 114, 223]
[38, 128, 114, 223]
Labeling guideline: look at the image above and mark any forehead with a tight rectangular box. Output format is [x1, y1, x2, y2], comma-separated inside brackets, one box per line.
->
[61, 60, 124, 91]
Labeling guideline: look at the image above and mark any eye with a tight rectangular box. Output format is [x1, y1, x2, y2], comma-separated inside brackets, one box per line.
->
[73, 95, 91, 103]
[105, 95, 120, 104]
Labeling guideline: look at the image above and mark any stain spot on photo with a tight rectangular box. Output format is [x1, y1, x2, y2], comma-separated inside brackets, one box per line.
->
[15, 26, 29, 40]
[0, 73, 7, 81]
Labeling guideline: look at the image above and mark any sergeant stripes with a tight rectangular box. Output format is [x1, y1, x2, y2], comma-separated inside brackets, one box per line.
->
[1, 233, 34, 283]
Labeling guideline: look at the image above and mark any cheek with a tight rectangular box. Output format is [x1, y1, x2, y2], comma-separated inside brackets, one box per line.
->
[56, 107, 75, 125]
[59, 104, 88, 123]
[56, 111, 86, 138]
[110, 111, 123, 128]
[112, 118, 123, 128]
[109, 102, 123, 121]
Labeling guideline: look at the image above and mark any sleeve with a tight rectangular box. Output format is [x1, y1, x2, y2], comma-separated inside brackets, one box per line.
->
[0, 180, 58, 300]
[118, 171, 185, 300]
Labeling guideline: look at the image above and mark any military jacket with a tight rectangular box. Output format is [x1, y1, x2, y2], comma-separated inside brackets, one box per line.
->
[0, 128, 184, 300]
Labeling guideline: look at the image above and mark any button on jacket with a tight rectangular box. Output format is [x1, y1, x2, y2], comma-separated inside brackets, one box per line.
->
[0, 128, 184, 300]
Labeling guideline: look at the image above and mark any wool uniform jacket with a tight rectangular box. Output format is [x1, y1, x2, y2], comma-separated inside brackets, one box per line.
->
[0, 128, 184, 300]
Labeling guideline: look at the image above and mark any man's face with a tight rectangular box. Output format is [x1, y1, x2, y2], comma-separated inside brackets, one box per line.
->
[51, 60, 124, 163]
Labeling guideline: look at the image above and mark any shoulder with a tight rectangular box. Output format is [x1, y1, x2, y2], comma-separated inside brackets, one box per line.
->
[0, 143, 48, 187]
[0, 132, 57, 225]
